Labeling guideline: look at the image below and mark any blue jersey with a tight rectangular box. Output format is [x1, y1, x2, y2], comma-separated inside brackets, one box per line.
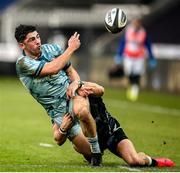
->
[16, 43, 71, 118]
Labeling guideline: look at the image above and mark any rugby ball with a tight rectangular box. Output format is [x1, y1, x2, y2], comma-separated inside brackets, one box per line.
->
[104, 8, 127, 34]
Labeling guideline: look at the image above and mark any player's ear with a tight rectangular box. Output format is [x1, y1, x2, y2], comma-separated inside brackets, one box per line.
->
[19, 42, 25, 49]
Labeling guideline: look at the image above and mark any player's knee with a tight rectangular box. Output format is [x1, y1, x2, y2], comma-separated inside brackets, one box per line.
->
[75, 106, 90, 121]
[79, 106, 89, 117]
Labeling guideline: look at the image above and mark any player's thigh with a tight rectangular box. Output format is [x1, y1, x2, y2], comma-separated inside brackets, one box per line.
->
[117, 139, 137, 156]
[117, 139, 139, 162]
[73, 95, 90, 116]
[71, 130, 91, 155]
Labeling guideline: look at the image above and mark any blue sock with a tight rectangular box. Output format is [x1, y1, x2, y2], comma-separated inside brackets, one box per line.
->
[87, 135, 101, 153]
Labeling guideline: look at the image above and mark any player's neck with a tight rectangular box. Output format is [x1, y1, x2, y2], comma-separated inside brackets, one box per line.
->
[23, 50, 41, 59]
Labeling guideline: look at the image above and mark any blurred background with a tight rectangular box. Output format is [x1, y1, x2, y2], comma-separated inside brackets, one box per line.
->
[0, 0, 180, 93]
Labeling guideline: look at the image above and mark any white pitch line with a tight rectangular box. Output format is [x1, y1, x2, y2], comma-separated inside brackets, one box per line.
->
[106, 98, 180, 116]
[0, 164, 141, 172]
[39, 143, 54, 148]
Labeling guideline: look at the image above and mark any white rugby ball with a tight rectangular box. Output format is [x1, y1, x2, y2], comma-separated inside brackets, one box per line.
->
[104, 8, 127, 34]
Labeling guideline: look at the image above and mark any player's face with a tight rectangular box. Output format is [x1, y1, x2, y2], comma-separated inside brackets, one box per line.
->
[21, 31, 42, 57]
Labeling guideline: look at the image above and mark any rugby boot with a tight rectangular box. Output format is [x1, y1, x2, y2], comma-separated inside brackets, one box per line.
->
[91, 153, 102, 166]
[154, 158, 175, 167]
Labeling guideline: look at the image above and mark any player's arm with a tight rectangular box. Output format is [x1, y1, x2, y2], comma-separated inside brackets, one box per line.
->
[39, 32, 81, 76]
[78, 81, 105, 97]
[65, 65, 80, 82]
[145, 36, 157, 68]
[144, 35, 155, 59]
[53, 113, 73, 146]
[65, 65, 82, 98]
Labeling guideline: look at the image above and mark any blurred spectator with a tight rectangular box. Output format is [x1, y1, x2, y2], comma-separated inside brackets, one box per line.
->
[48, 31, 67, 50]
[113, 19, 157, 101]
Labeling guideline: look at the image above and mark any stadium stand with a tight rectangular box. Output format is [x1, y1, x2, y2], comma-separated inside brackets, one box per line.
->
[0, 0, 180, 92]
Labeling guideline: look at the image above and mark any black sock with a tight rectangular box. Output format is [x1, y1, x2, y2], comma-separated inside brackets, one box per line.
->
[150, 158, 158, 166]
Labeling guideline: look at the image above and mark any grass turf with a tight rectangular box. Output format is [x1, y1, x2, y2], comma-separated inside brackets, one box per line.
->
[0, 76, 180, 172]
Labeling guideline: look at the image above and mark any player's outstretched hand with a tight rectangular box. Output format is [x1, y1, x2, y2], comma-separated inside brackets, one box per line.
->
[68, 32, 81, 52]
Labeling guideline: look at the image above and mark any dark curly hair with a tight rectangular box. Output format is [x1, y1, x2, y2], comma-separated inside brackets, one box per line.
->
[14, 24, 37, 43]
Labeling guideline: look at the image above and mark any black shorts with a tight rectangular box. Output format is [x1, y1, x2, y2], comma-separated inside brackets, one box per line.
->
[88, 96, 128, 156]
[97, 116, 128, 156]
[107, 127, 128, 156]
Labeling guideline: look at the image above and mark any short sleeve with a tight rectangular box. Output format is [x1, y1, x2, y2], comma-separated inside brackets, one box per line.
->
[43, 44, 64, 58]
[53, 44, 64, 56]
[16, 56, 46, 77]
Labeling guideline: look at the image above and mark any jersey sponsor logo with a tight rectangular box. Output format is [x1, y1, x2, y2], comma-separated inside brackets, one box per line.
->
[113, 124, 121, 132]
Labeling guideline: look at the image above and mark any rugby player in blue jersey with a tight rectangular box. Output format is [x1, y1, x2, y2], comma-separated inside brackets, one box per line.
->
[58, 81, 175, 167]
[15, 24, 101, 166]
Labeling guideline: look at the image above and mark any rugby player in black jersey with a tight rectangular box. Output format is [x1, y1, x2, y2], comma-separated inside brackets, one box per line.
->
[54, 81, 174, 167]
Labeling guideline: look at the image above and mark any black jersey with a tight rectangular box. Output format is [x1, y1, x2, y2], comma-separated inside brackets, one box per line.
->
[89, 96, 128, 153]
[89, 96, 112, 151]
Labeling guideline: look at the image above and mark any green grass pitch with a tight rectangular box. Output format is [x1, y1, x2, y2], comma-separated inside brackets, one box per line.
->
[0, 76, 180, 172]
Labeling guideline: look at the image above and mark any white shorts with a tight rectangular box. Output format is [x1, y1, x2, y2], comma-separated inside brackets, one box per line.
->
[123, 56, 145, 76]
